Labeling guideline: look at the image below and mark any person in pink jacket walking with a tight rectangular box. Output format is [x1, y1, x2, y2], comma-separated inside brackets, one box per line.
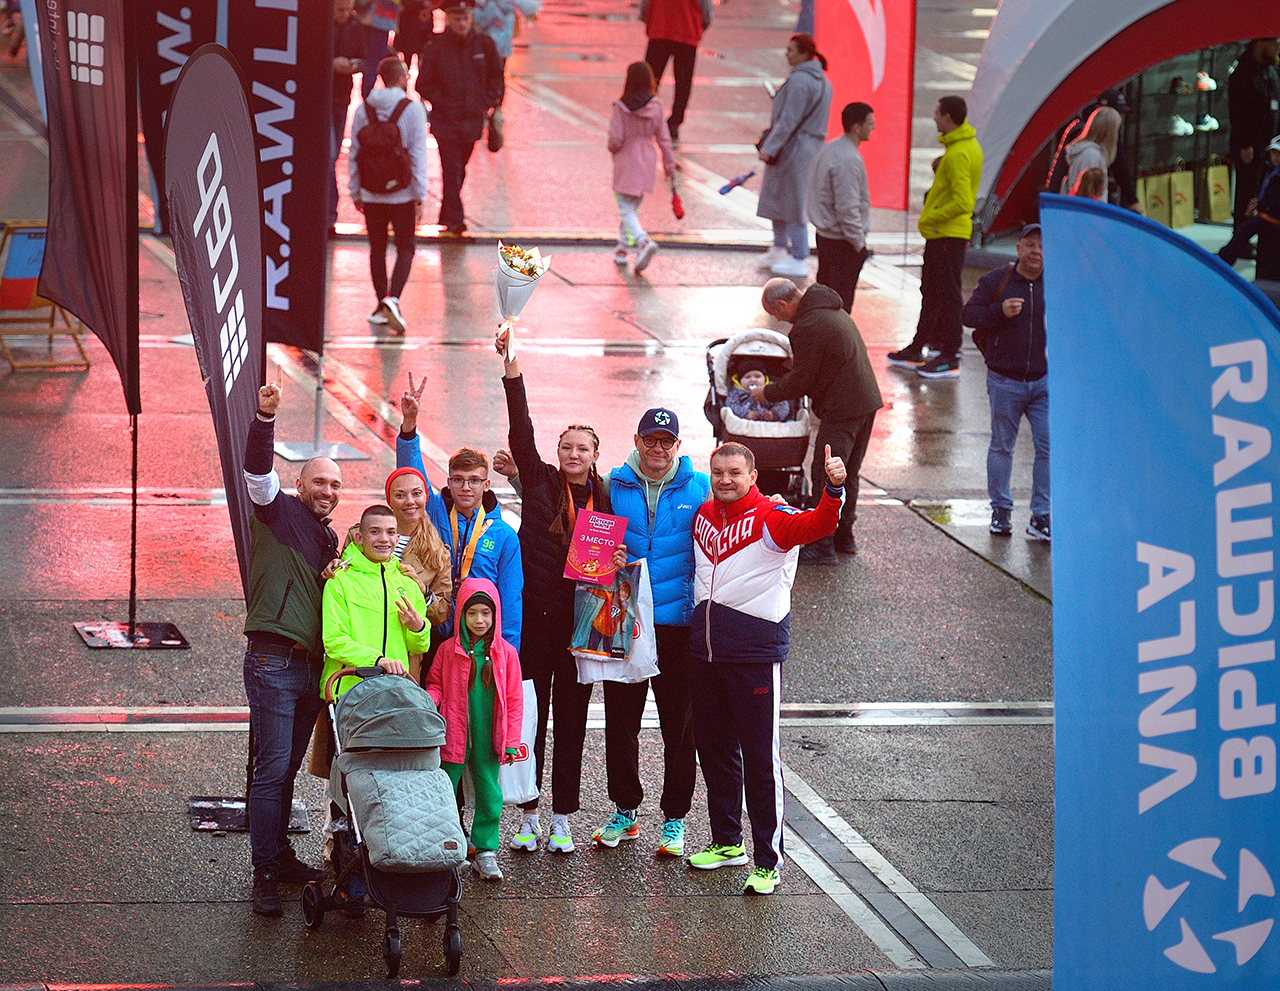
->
[425, 577, 524, 881]
[608, 61, 676, 275]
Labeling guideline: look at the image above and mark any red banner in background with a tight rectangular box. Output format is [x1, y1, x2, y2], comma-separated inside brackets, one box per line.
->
[815, 0, 915, 211]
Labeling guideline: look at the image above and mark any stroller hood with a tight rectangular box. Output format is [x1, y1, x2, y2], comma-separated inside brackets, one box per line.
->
[335, 673, 447, 750]
[713, 329, 794, 397]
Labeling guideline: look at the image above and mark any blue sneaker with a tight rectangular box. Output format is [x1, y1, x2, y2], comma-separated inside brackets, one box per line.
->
[592, 808, 639, 848]
[657, 818, 685, 857]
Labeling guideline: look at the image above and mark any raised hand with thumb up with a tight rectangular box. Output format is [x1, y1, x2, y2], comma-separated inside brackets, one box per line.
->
[823, 444, 847, 488]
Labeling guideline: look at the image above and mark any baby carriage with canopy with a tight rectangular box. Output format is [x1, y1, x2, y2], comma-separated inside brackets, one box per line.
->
[303, 668, 468, 977]
[704, 328, 813, 506]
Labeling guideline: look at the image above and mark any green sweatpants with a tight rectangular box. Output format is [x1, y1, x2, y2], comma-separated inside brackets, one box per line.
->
[443, 674, 504, 852]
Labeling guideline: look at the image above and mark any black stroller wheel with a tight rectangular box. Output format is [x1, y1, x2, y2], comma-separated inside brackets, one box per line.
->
[384, 928, 402, 979]
[301, 880, 325, 930]
[444, 925, 462, 975]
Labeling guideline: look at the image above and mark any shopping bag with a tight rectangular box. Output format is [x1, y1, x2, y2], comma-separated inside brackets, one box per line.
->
[572, 560, 658, 684]
[498, 679, 538, 805]
[1169, 165, 1194, 228]
[1206, 160, 1232, 223]
[1140, 173, 1171, 227]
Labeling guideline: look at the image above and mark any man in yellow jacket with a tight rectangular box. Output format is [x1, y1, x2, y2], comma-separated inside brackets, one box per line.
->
[887, 95, 982, 379]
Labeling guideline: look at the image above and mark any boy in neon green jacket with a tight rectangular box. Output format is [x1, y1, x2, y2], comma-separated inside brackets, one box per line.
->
[321, 505, 432, 698]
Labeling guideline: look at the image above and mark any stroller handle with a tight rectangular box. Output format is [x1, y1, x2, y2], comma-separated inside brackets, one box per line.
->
[323, 665, 383, 703]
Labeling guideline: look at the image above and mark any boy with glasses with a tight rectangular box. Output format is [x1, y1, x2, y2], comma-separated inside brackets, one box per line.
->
[395, 375, 523, 651]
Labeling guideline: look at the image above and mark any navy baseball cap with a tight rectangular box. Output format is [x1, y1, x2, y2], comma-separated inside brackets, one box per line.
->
[637, 408, 680, 438]
[1019, 223, 1042, 240]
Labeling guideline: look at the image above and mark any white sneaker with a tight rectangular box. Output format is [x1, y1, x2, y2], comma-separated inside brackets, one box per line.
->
[510, 813, 541, 851]
[613, 247, 629, 265]
[474, 850, 503, 881]
[757, 245, 789, 269]
[548, 813, 575, 854]
[635, 239, 659, 274]
[771, 256, 810, 277]
[382, 296, 405, 334]
[1168, 114, 1194, 137]
[367, 303, 389, 325]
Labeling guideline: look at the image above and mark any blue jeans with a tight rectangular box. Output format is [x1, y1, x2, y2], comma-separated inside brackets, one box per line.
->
[243, 649, 323, 872]
[986, 371, 1050, 516]
[772, 220, 808, 260]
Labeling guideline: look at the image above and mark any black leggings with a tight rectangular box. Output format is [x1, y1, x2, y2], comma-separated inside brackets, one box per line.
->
[519, 606, 593, 816]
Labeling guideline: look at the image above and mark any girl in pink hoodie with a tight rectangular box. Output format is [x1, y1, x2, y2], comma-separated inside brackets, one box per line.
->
[425, 577, 524, 881]
[607, 61, 676, 275]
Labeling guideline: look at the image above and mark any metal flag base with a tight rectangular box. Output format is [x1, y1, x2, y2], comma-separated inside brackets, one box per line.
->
[273, 350, 370, 462]
[74, 621, 190, 649]
[189, 796, 310, 833]
[274, 440, 368, 462]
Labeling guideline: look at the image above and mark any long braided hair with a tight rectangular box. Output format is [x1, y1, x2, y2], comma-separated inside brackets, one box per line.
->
[549, 424, 606, 544]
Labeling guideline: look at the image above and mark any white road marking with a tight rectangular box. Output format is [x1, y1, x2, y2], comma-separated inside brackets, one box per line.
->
[784, 824, 926, 969]
[783, 761, 996, 968]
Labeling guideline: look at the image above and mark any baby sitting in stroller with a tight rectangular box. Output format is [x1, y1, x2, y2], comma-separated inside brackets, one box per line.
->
[726, 358, 794, 422]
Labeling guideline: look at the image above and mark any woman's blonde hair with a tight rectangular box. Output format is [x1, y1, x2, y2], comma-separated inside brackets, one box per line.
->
[405, 515, 451, 579]
[1072, 106, 1121, 165]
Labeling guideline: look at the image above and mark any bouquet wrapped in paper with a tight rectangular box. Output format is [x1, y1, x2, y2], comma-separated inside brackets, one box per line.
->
[493, 242, 551, 359]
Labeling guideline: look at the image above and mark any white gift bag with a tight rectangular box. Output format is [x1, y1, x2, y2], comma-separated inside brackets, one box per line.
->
[498, 679, 539, 805]
[460, 678, 540, 807]
[573, 559, 659, 684]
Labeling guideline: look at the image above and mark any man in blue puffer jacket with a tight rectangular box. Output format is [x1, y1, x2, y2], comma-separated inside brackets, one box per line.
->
[589, 408, 710, 858]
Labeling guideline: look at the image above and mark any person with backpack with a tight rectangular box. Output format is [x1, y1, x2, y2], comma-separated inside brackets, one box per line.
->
[961, 224, 1049, 543]
[347, 55, 427, 335]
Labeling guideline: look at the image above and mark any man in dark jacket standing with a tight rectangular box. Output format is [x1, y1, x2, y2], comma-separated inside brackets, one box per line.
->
[1229, 38, 1280, 234]
[962, 224, 1049, 543]
[242, 378, 344, 916]
[417, 0, 504, 236]
[330, 0, 367, 234]
[757, 278, 884, 562]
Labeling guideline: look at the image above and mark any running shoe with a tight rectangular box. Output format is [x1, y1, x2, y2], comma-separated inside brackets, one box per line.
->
[743, 867, 780, 895]
[657, 818, 685, 857]
[614, 247, 629, 265]
[757, 245, 789, 270]
[474, 851, 503, 881]
[770, 256, 809, 277]
[549, 814, 575, 855]
[635, 239, 659, 274]
[510, 813, 541, 852]
[368, 303, 390, 325]
[990, 506, 1012, 535]
[688, 842, 748, 869]
[592, 808, 639, 848]
[886, 345, 927, 368]
[382, 296, 405, 335]
[917, 353, 961, 379]
[1027, 513, 1051, 542]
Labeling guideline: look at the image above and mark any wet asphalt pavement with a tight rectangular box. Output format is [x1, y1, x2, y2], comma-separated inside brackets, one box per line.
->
[0, 0, 1054, 982]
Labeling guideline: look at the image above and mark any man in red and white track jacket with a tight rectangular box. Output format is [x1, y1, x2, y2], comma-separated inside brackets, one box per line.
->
[686, 441, 846, 895]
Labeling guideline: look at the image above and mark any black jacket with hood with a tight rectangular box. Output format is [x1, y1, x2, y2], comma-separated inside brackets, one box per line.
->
[763, 283, 883, 423]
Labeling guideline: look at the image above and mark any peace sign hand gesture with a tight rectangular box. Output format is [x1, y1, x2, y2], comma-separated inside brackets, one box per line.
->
[399, 372, 427, 434]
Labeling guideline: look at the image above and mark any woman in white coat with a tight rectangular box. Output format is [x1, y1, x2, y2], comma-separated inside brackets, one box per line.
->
[756, 34, 833, 278]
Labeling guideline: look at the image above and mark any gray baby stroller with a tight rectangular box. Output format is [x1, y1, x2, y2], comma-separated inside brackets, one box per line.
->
[705, 328, 813, 506]
[303, 668, 468, 977]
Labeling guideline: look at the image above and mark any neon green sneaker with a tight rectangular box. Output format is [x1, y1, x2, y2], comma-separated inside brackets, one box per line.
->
[743, 867, 780, 895]
[688, 842, 748, 870]
[548, 813, 575, 855]
[509, 813, 540, 852]
[592, 808, 639, 848]
[657, 818, 685, 857]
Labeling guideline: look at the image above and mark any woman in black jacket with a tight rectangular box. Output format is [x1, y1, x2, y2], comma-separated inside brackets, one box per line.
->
[497, 327, 611, 857]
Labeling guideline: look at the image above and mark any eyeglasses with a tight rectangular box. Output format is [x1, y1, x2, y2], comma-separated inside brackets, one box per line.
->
[449, 476, 487, 488]
[641, 435, 677, 450]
